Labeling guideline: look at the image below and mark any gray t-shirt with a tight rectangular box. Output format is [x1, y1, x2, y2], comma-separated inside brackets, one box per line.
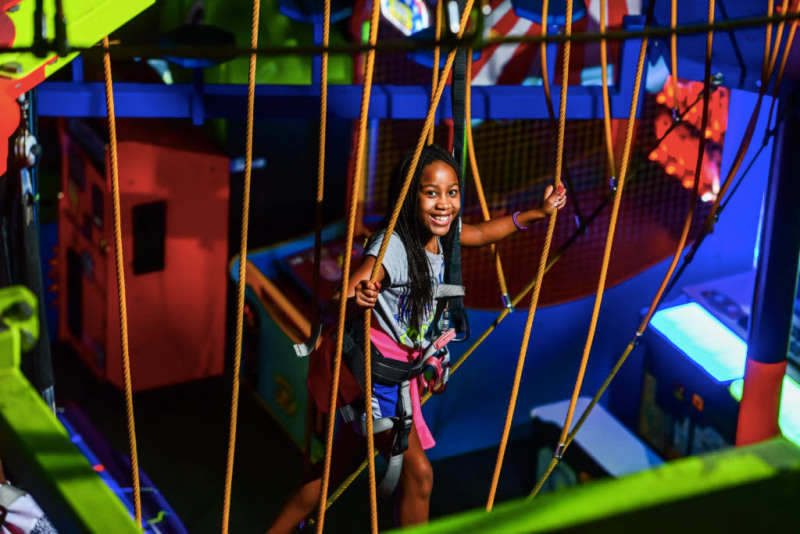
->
[365, 232, 445, 350]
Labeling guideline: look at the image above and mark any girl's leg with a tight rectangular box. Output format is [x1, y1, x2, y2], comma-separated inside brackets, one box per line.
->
[266, 420, 367, 534]
[395, 424, 433, 527]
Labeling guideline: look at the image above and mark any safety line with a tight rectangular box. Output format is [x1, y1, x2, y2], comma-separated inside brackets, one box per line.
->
[429, 0, 443, 145]
[552, 0, 652, 462]
[539, 0, 584, 228]
[465, 49, 511, 307]
[316, 0, 381, 529]
[221, 0, 260, 530]
[530, 0, 798, 500]
[485, 0, 571, 512]
[101, 34, 142, 528]
[304, 0, 332, 476]
[670, 0, 679, 120]
[359, 4, 475, 529]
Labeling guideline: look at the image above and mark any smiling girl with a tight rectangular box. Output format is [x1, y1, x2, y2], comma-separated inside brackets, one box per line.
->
[267, 144, 566, 532]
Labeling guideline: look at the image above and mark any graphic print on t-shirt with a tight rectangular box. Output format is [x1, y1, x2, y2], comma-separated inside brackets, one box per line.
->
[394, 257, 445, 346]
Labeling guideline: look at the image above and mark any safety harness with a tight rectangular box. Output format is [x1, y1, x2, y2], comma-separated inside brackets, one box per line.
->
[295, 282, 462, 495]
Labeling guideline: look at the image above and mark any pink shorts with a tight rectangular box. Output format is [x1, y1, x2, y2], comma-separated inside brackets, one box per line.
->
[307, 323, 435, 451]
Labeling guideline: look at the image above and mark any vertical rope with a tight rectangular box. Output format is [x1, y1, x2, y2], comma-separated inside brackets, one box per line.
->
[326, 80, 710, 514]
[529, 0, 800, 500]
[560, 0, 797, 464]
[304, 0, 331, 475]
[600, 0, 616, 179]
[429, 0, 443, 145]
[529, 0, 663, 501]
[538, 0, 584, 227]
[359, 3, 474, 528]
[465, 49, 510, 303]
[316, 0, 380, 530]
[670, 0, 679, 120]
[765, 0, 795, 127]
[101, 35, 141, 528]
[554, 0, 671, 456]
[485, 0, 571, 512]
[221, 0, 259, 530]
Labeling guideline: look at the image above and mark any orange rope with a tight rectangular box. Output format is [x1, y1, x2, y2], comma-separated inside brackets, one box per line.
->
[600, 0, 616, 179]
[466, 50, 510, 304]
[531, 0, 800, 499]
[316, 0, 380, 530]
[101, 35, 142, 528]
[323, 3, 475, 511]
[359, 2, 475, 524]
[670, 0, 679, 120]
[222, 0, 260, 530]
[329, 94, 705, 505]
[766, 0, 798, 128]
[429, 0, 443, 145]
[304, 0, 331, 476]
[552, 0, 641, 455]
[485, 0, 570, 512]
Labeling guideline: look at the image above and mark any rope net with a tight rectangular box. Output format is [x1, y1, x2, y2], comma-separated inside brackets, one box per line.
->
[364, 86, 728, 310]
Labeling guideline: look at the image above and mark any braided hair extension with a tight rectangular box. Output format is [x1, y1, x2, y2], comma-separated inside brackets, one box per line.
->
[367, 144, 462, 339]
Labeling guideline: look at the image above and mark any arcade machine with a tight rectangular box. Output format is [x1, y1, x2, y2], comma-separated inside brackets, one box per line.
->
[636, 268, 800, 459]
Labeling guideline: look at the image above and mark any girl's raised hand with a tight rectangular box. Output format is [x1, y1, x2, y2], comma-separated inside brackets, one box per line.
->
[354, 280, 381, 309]
[541, 183, 567, 216]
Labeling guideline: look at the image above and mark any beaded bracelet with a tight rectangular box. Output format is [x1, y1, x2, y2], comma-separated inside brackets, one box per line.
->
[512, 211, 528, 230]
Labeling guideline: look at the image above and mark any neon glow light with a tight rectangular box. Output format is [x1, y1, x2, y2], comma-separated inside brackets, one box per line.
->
[650, 302, 748, 382]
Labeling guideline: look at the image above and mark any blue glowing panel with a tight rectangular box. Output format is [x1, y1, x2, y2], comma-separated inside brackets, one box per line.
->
[650, 302, 748, 383]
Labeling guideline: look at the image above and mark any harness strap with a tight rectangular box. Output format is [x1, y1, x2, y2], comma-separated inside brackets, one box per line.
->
[343, 381, 413, 496]
[293, 284, 464, 358]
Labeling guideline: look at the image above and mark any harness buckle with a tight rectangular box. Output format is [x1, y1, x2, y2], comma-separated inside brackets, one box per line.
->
[501, 293, 514, 313]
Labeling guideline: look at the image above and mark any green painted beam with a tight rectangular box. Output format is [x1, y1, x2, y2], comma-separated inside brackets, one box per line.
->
[1, 0, 155, 80]
[0, 286, 140, 533]
[399, 437, 800, 533]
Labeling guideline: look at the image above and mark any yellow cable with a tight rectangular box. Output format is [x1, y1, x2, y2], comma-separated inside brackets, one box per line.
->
[304, 0, 331, 477]
[429, 0, 443, 145]
[466, 48, 510, 303]
[670, 0, 679, 120]
[485, 0, 571, 512]
[554, 0, 642, 455]
[222, 0, 259, 530]
[354, 4, 475, 528]
[601, 0, 616, 179]
[325, 3, 476, 511]
[316, 0, 380, 530]
[766, 0, 798, 128]
[101, 35, 142, 529]
[531, 0, 800, 499]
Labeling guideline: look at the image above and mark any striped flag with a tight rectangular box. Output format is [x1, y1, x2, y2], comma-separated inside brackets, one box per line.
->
[471, 0, 642, 86]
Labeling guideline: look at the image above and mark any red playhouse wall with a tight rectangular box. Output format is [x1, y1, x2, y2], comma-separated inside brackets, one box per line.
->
[57, 118, 229, 391]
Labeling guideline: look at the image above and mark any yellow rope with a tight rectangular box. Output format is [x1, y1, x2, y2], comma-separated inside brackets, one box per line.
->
[101, 35, 142, 528]
[429, 0, 443, 145]
[766, 0, 797, 129]
[316, 0, 380, 530]
[359, 4, 475, 528]
[554, 0, 636, 454]
[304, 0, 331, 476]
[466, 49, 510, 304]
[670, 0, 679, 120]
[485, 0, 570, 512]
[530, 0, 800, 499]
[600, 0, 616, 179]
[323, 0, 476, 517]
[222, 0, 259, 530]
